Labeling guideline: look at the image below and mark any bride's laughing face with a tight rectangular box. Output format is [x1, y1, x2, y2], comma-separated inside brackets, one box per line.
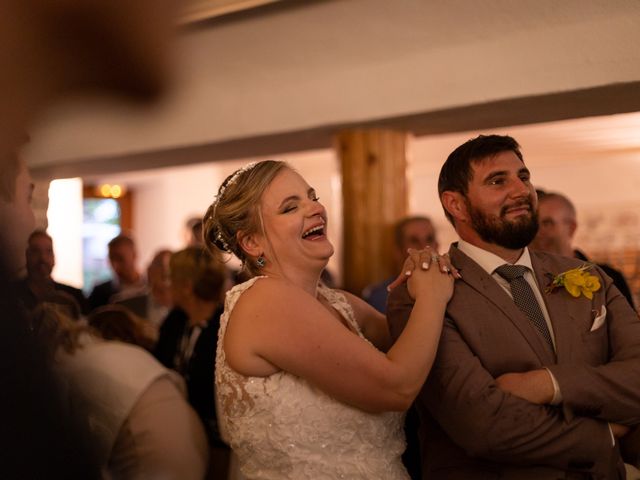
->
[257, 168, 334, 273]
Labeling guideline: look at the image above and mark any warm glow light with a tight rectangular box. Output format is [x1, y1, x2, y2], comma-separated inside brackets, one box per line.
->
[48, 178, 84, 289]
[97, 183, 125, 198]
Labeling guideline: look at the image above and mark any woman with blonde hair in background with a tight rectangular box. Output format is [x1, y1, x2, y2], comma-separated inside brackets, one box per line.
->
[154, 246, 231, 478]
[203, 160, 459, 479]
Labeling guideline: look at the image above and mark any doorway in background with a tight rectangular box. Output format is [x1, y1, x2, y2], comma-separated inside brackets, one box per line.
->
[82, 185, 132, 295]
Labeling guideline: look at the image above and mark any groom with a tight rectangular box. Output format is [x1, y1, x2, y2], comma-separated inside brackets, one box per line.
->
[388, 134, 640, 479]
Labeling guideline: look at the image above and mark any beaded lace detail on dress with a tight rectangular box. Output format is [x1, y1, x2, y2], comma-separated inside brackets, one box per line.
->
[216, 277, 408, 480]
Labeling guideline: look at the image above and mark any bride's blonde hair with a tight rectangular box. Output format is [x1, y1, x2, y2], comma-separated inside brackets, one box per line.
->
[203, 160, 288, 277]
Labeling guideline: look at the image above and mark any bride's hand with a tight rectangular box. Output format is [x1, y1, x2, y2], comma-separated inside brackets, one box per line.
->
[387, 247, 460, 294]
[406, 249, 455, 304]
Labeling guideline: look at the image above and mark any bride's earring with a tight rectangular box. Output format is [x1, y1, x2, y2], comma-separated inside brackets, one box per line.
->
[256, 255, 266, 268]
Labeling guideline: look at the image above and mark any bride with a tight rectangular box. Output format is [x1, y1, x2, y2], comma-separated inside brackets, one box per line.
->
[203, 160, 457, 479]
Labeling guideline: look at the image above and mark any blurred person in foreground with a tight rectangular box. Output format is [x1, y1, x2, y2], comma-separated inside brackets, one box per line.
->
[0, 0, 177, 157]
[0, 0, 178, 477]
[14, 229, 89, 315]
[0, 152, 88, 478]
[531, 190, 635, 309]
[202, 160, 458, 479]
[0, 153, 35, 278]
[388, 134, 640, 479]
[362, 216, 439, 314]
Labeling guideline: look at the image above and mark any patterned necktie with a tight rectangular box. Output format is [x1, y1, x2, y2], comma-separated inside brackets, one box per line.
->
[495, 264, 554, 348]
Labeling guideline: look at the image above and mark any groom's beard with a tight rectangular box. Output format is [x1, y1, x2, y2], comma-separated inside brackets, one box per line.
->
[465, 197, 539, 250]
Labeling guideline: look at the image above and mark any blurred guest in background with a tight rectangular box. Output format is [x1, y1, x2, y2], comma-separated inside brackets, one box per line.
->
[40, 304, 209, 479]
[14, 229, 89, 315]
[186, 216, 205, 248]
[154, 247, 230, 477]
[88, 304, 158, 352]
[89, 234, 146, 311]
[362, 216, 439, 313]
[117, 248, 174, 329]
[531, 190, 635, 309]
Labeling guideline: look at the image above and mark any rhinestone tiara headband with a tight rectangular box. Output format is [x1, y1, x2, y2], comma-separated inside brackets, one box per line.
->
[216, 162, 258, 204]
[210, 162, 258, 253]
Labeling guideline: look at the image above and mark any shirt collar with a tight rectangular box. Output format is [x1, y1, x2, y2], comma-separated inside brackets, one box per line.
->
[457, 239, 534, 276]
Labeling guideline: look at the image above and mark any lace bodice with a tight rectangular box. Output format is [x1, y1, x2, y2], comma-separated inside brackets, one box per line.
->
[216, 277, 408, 480]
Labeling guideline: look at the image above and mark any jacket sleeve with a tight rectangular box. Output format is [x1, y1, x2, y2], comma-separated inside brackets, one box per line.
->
[547, 266, 640, 425]
[387, 284, 618, 474]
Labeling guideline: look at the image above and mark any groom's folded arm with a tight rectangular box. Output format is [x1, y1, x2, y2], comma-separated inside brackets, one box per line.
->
[546, 270, 640, 425]
[387, 284, 618, 470]
[422, 315, 616, 471]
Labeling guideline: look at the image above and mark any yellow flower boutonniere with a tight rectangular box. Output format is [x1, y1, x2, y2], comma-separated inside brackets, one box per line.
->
[545, 264, 601, 299]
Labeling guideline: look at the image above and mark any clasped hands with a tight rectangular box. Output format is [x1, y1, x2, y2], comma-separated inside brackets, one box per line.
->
[387, 246, 461, 294]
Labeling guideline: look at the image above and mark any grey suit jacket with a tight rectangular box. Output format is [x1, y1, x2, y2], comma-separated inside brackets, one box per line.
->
[388, 245, 640, 480]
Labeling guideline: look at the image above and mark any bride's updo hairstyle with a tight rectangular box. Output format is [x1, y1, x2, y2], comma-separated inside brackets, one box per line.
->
[203, 160, 288, 277]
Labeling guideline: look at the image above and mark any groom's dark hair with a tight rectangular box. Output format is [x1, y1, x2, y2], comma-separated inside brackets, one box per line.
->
[438, 134, 523, 224]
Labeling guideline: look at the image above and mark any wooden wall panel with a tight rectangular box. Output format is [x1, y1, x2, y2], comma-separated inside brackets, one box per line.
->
[336, 129, 407, 294]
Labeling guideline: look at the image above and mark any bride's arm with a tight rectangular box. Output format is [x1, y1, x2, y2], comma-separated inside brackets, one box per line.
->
[340, 291, 392, 352]
[224, 251, 453, 413]
[339, 253, 459, 352]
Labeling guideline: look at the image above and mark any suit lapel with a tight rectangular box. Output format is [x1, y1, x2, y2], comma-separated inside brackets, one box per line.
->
[450, 245, 556, 366]
[530, 252, 577, 364]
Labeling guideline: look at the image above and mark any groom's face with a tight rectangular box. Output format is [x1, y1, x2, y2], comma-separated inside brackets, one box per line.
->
[463, 151, 539, 249]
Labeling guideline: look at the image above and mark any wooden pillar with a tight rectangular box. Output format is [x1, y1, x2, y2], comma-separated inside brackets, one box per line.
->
[336, 129, 408, 294]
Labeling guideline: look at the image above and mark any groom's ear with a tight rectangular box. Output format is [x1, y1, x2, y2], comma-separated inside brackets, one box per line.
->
[441, 191, 469, 224]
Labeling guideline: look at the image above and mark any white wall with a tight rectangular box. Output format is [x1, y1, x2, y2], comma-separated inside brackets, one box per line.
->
[48, 179, 84, 288]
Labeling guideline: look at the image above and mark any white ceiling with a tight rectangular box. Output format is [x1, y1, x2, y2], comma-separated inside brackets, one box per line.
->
[24, 0, 640, 176]
[412, 111, 640, 171]
[95, 110, 640, 190]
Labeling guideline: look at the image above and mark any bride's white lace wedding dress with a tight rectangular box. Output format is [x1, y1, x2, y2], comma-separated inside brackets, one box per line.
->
[216, 277, 409, 480]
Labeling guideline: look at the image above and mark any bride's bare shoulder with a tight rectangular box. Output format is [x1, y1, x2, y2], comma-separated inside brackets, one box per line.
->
[231, 277, 313, 320]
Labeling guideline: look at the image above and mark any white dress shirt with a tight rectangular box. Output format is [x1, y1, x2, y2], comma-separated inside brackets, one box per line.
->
[457, 240, 561, 401]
